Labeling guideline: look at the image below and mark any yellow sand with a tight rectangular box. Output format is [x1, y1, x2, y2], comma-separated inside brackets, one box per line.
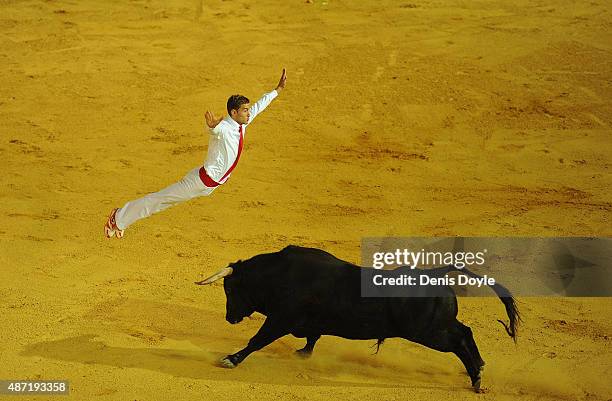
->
[1, 0, 610, 400]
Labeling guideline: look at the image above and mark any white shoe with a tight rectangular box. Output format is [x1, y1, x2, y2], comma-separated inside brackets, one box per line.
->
[104, 208, 125, 239]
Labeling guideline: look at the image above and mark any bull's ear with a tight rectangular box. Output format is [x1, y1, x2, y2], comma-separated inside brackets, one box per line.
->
[195, 266, 233, 285]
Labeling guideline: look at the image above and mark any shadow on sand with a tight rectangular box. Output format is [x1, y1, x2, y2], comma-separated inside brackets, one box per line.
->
[21, 334, 418, 389]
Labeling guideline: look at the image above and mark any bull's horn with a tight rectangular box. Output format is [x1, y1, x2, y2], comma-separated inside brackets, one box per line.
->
[195, 267, 233, 285]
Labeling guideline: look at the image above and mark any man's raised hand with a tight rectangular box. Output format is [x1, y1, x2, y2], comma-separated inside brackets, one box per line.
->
[205, 111, 223, 128]
[275, 68, 287, 92]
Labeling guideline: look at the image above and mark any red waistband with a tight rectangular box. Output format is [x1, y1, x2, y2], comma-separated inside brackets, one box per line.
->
[199, 167, 220, 187]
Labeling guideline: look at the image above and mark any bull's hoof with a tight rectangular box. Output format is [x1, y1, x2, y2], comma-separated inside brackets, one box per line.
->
[294, 349, 312, 359]
[219, 357, 236, 369]
[472, 376, 489, 393]
[472, 378, 481, 392]
[471, 368, 484, 393]
[473, 384, 488, 394]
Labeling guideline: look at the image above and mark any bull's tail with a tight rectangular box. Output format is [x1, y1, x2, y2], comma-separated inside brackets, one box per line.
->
[429, 265, 521, 342]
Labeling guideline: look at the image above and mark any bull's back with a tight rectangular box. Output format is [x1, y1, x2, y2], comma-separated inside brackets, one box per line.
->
[278, 246, 458, 340]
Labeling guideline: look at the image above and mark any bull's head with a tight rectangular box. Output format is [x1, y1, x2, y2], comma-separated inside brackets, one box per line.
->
[195, 262, 255, 324]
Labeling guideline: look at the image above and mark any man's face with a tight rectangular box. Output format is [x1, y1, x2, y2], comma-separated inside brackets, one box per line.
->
[231, 103, 251, 125]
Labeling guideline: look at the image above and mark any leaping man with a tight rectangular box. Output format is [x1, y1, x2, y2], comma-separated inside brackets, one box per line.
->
[104, 68, 287, 238]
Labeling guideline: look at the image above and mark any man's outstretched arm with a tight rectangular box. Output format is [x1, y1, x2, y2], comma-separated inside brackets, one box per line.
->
[247, 68, 287, 125]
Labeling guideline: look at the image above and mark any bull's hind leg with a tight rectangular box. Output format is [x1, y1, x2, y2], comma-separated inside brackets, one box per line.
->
[453, 322, 485, 392]
[459, 322, 485, 370]
[412, 322, 483, 392]
[455, 341, 483, 392]
[295, 335, 320, 358]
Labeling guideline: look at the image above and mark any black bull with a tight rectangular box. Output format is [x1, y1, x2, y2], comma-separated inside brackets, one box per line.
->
[195, 245, 520, 392]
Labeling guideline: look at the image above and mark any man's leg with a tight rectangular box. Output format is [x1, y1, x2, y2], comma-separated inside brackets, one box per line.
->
[109, 168, 214, 234]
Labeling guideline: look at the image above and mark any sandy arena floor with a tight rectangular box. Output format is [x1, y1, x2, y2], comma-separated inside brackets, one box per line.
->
[1, 0, 610, 400]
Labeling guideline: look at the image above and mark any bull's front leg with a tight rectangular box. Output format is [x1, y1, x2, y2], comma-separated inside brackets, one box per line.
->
[221, 317, 290, 368]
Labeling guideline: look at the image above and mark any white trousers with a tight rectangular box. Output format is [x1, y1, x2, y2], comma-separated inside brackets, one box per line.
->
[115, 167, 216, 230]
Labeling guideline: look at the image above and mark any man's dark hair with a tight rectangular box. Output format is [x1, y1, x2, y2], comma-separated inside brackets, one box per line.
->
[227, 94, 250, 114]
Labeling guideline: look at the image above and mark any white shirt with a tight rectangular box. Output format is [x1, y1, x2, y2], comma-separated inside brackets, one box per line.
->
[203, 89, 278, 184]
